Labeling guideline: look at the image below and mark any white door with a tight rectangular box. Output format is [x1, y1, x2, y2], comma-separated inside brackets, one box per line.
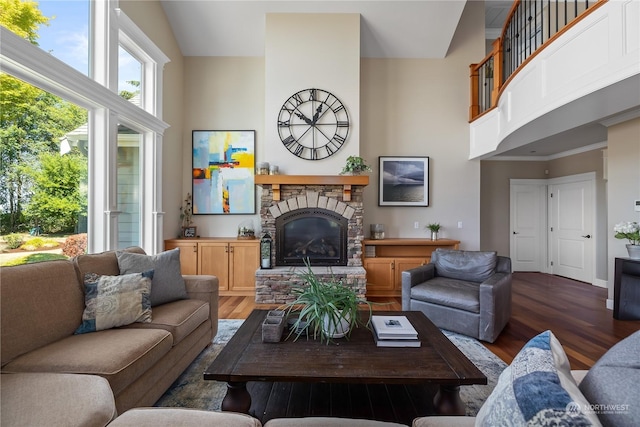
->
[510, 182, 546, 271]
[549, 178, 594, 283]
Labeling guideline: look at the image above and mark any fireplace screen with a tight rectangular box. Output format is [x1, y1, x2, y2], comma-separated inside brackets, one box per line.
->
[276, 209, 347, 266]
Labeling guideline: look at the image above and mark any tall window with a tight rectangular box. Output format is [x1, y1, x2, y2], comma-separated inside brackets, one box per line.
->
[1, 0, 169, 255]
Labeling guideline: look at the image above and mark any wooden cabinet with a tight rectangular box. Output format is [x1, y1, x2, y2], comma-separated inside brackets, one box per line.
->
[362, 238, 460, 296]
[165, 238, 259, 296]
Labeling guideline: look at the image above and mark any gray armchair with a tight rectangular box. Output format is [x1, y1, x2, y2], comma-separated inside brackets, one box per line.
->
[401, 249, 512, 343]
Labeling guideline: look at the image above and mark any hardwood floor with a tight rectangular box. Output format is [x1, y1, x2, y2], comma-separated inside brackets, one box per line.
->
[218, 272, 640, 370]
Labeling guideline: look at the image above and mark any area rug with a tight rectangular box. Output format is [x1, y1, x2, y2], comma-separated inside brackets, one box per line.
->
[155, 320, 507, 417]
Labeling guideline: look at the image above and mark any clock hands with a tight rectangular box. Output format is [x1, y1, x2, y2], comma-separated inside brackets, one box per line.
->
[312, 104, 323, 124]
[294, 111, 312, 125]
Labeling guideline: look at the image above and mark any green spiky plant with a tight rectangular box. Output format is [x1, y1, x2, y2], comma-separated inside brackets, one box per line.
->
[282, 258, 372, 344]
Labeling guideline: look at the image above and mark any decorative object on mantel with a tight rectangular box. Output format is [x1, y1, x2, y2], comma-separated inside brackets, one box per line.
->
[281, 258, 373, 344]
[614, 221, 640, 259]
[378, 156, 430, 207]
[192, 130, 256, 214]
[260, 233, 272, 269]
[257, 162, 270, 175]
[426, 223, 441, 241]
[340, 155, 372, 175]
[237, 219, 255, 239]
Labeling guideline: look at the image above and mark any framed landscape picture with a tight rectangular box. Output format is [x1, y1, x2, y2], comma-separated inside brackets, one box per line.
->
[378, 156, 429, 207]
[192, 130, 256, 214]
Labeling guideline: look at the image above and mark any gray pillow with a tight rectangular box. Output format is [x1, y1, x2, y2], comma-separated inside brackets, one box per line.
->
[117, 248, 187, 306]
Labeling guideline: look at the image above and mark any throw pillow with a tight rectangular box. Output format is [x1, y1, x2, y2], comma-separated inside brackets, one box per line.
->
[116, 248, 187, 306]
[475, 330, 601, 426]
[75, 270, 153, 335]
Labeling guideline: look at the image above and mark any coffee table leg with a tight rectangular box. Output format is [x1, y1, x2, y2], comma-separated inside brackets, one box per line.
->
[433, 385, 465, 415]
[221, 381, 251, 413]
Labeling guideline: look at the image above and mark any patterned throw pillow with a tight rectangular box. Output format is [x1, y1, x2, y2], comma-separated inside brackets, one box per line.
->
[116, 248, 187, 306]
[75, 270, 153, 334]
[476, 330, 601, 426]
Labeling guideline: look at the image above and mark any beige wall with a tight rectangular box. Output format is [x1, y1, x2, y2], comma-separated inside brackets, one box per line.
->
[120, 0, 185, 240]
[176, 2, 485, 244]
[480, 148, 608, 280]
[183, 57, 265, 237]
[607, 117, 640, 298]
[360, 1, 485, 248]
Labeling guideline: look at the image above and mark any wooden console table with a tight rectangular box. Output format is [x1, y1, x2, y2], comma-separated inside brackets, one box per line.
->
[362, 238, 460, 296]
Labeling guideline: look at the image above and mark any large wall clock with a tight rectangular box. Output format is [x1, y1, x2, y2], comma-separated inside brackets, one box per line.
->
[277, 88, 350, 160]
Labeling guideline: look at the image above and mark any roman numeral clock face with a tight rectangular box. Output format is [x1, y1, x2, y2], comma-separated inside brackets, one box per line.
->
[277, 88, 350, 160]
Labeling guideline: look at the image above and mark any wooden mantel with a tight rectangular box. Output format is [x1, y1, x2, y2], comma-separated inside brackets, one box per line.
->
[255, 175, 369, 202]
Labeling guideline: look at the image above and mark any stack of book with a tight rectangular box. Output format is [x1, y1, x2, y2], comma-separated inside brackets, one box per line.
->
[370, 315, 421, 347]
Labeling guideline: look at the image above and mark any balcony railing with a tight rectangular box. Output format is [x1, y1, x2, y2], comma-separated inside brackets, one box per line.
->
[469, 0, 607, 121]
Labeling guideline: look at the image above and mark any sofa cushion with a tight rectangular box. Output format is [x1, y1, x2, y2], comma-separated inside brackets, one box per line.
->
[476, 330, 601, 426]
[2, 328, 172, 396]
[73, 247, 146, 283]
[109, 408, 262, 427]
[410, 277, 480, 313]
[75, 271, 153, 334]
[122, 299, 210, 345]
[579, 330, 640, 427]
[1, 260, 85, 367]
[117, 248, 188, 306]
[432, 249, 497, 283]
[1, 373, 117, 427]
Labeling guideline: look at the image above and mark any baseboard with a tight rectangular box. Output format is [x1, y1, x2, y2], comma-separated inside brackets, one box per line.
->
[592, 278, 608, 288]
[606, 299, 614, 310]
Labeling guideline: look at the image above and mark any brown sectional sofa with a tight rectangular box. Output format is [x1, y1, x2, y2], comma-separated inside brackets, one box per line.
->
[1, 247, 219, 417]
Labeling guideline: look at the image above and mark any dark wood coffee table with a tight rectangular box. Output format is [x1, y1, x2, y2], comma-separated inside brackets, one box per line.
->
[205, 310, 486, 422]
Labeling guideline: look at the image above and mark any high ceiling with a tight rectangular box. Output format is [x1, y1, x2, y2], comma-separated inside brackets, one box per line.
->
[160, 0, 511, 59]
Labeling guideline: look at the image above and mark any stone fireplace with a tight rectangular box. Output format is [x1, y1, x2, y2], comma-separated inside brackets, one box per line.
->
[254, 175, 368, 304]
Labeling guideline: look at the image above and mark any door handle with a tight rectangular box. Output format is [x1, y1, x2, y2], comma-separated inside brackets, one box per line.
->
[581, 234, 592, 238]
[513, 231, 519, 235]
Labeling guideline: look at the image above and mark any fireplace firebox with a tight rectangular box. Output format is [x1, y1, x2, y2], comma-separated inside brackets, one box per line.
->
[276, 208, 347, 266]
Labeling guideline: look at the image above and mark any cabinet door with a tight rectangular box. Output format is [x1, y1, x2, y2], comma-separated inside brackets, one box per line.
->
[364, 258, 395, 294]
[198, 242, 229, 291]
[164, 240, 198, 275]
[229, 242, 260, 293]
[395, 258, 429, 291]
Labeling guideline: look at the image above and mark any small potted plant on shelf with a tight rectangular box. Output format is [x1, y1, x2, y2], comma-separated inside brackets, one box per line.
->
[340, 155, 372, 175]
[426, 223, 441, 241]
[281, 258, 372, 344]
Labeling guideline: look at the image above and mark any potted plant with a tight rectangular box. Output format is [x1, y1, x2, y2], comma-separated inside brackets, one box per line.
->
[340, 155, 372, 175]
[282, 258, 372, 344]
[426, 223, 441, 240]
[614, 221, 640, 259]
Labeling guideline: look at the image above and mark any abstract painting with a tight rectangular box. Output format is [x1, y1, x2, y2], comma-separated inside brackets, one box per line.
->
[192, 130, 255, 214]
[378, 156, 429, 207]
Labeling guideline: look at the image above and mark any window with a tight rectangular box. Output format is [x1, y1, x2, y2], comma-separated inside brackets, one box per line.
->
[1, 0, 169, 256]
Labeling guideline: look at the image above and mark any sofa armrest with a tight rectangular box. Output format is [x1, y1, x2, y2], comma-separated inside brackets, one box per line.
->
[478, 272, 512, 342]
[183, 275, 219, 337]
[401, 264, 436, 310]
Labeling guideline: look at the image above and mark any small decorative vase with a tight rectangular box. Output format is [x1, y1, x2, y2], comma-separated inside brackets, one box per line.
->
[627, 244, 640, 259]
[431, 231, 438, 241]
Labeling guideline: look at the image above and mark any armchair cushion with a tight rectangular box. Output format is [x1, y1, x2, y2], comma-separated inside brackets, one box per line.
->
[410, 277, 480, 313]
[432, 249, 497, 283]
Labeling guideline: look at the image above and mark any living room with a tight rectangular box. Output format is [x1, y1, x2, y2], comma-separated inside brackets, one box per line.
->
[2, 0, 639, 425]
